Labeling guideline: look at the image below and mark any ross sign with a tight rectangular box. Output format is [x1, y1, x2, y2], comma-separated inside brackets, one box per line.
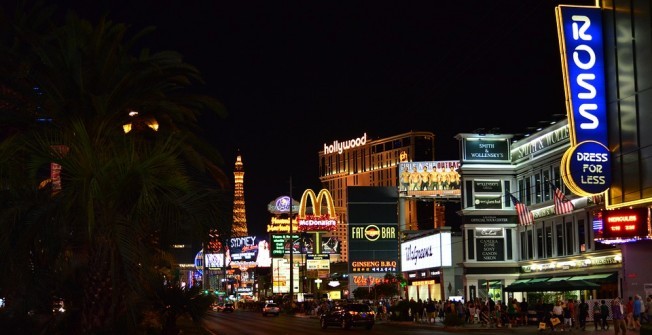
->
[601, 208, 649, 239]
[476, 238, 505, 261]
[463, 138, 510, 163]
[474, 180, 502, 193]
[400, 232, 452, 272]
[556, 5, 611, 196]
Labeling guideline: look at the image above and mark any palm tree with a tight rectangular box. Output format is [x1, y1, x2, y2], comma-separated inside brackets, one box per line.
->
[0, 4, 231, 334]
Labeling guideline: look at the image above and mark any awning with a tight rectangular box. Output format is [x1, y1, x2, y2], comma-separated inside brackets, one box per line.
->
[504, 277, 600, 292]
[569, 273, 616, 282]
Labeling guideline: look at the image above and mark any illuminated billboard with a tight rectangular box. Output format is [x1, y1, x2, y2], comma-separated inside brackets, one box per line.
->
[226, 235, 271, 269]
[601, 208, 649, 240]
[556, 5, 611, 196]
[400, 232, 452, 272]
[347, 187, 399, 277]
[398, 161, 460, 198]
[296, 189, 337, 232]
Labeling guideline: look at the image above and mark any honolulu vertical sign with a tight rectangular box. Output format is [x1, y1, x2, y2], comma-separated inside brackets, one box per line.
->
[556, 5, 611, 196]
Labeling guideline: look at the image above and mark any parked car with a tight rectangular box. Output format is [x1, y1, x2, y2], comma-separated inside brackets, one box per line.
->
[223, 303, 235, 313]
[320, 303, 374, 330]
[262, 303, 280, 316]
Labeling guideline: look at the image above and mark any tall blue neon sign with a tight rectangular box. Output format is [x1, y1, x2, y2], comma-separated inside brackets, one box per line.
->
[556, 5, 611, 196]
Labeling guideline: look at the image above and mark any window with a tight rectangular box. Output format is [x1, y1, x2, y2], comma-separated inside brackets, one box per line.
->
[468, 229, 475, 260]
[536, 228, 544, 258]
[556, 223, 564, 256]
[507, 229, 512, 260]
[535, 172, 542, 204]
[520, 231, 527, 261]
[545, 225, 553, 258]
[578, 219, 587, 252]
[527, 230, 533, 259]
[525, 177, 532, 206]
[543, 170, 551, 201]
[565, 221, 574, 255]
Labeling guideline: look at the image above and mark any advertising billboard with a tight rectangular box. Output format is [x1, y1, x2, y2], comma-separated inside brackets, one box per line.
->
[226, 235, 271, 269]
[398, 161, 460, 198]
[601, 208, 649, 240]
[347, 187, 399, 278]
[296, 189, 338, 232]
[400, 232, 452, 272]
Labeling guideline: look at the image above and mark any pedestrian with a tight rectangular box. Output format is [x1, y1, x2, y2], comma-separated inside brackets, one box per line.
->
[601, 299, 610, 330]
[593, 300, 602, 330]
[633, 294, 642, 330]
[626, 296, 635, 330]
[612, 297, 627, 335]
[578, 298, 589, 330]
[645, 295, 652, 324]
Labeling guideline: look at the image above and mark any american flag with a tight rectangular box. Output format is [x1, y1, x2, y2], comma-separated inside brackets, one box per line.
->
[550, 183, 574, 215]
[507, 192, 533, 225]
[591, 192, 604, 205]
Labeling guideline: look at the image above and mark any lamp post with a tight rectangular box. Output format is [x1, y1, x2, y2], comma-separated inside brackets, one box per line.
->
[289, 177, 294, 303]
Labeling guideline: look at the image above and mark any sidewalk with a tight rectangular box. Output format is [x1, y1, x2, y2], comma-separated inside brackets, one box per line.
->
[297, 313, 619, 334]
[386, 319, 639, 334]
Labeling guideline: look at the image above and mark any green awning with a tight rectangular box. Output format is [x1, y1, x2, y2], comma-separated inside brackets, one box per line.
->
[547, 277, 572, 282]
[529, 277, 550, 283]
[571, 273, 614, 280]
[511, 279, 531, 284]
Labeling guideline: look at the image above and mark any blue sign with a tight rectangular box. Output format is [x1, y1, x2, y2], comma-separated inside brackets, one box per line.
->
[557, 5, 610, 195]
[567, 141, 611, 194]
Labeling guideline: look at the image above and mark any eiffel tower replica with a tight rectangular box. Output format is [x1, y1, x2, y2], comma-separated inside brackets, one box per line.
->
[232, 152, 248, 237]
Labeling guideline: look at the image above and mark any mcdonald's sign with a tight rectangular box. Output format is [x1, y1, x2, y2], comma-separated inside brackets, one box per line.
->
[297, 189, 337, 232]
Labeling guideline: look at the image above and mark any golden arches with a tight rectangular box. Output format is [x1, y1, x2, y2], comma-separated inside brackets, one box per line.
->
[298, 189, 336, 218]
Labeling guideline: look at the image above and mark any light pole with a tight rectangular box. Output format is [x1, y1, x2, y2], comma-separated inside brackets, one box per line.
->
[289, 177, 294, 303]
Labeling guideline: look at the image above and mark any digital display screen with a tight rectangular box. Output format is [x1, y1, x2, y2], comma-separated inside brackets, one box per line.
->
[601, 208, 649, 239]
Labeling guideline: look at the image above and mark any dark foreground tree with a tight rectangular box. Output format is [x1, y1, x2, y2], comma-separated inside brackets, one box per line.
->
[0, 2, 230, 334]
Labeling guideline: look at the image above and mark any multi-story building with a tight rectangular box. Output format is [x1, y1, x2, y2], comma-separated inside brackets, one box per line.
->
[457, 120, 624, 305]
[318, 131, 442, 262]
[455, 2, 652, 308]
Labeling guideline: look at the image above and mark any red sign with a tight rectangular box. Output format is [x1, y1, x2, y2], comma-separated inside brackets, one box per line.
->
[601, 208, 649, 239]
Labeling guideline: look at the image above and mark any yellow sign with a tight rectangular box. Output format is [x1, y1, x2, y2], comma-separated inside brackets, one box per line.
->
[297, 189, 337, 231]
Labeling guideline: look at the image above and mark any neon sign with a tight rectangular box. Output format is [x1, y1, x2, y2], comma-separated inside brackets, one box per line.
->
[601, 208, 649, 239]
[556, 5, 611, 196]
[323, 133, 367, 155]
[296, 189, 338, 232]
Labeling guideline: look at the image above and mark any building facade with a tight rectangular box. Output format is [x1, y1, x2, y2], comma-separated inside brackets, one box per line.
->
[318, 131, 440, 262]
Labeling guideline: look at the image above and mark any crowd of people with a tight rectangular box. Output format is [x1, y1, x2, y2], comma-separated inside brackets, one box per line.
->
[238, 293, 652, 333]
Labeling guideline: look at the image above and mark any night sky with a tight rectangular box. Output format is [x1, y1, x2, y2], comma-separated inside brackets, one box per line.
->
[36, 0, 595, 236]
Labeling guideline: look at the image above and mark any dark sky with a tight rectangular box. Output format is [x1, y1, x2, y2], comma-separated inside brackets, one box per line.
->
[45, 0, 594, 236]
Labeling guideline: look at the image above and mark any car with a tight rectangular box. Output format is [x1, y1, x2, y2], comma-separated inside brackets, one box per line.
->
[320, 303, 374, 330]
[223, 303, 235, 313]
[262, 302, 280, 316]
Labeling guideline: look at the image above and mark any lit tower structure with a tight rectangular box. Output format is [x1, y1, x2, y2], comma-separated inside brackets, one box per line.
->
[232, 153, 248, 237]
